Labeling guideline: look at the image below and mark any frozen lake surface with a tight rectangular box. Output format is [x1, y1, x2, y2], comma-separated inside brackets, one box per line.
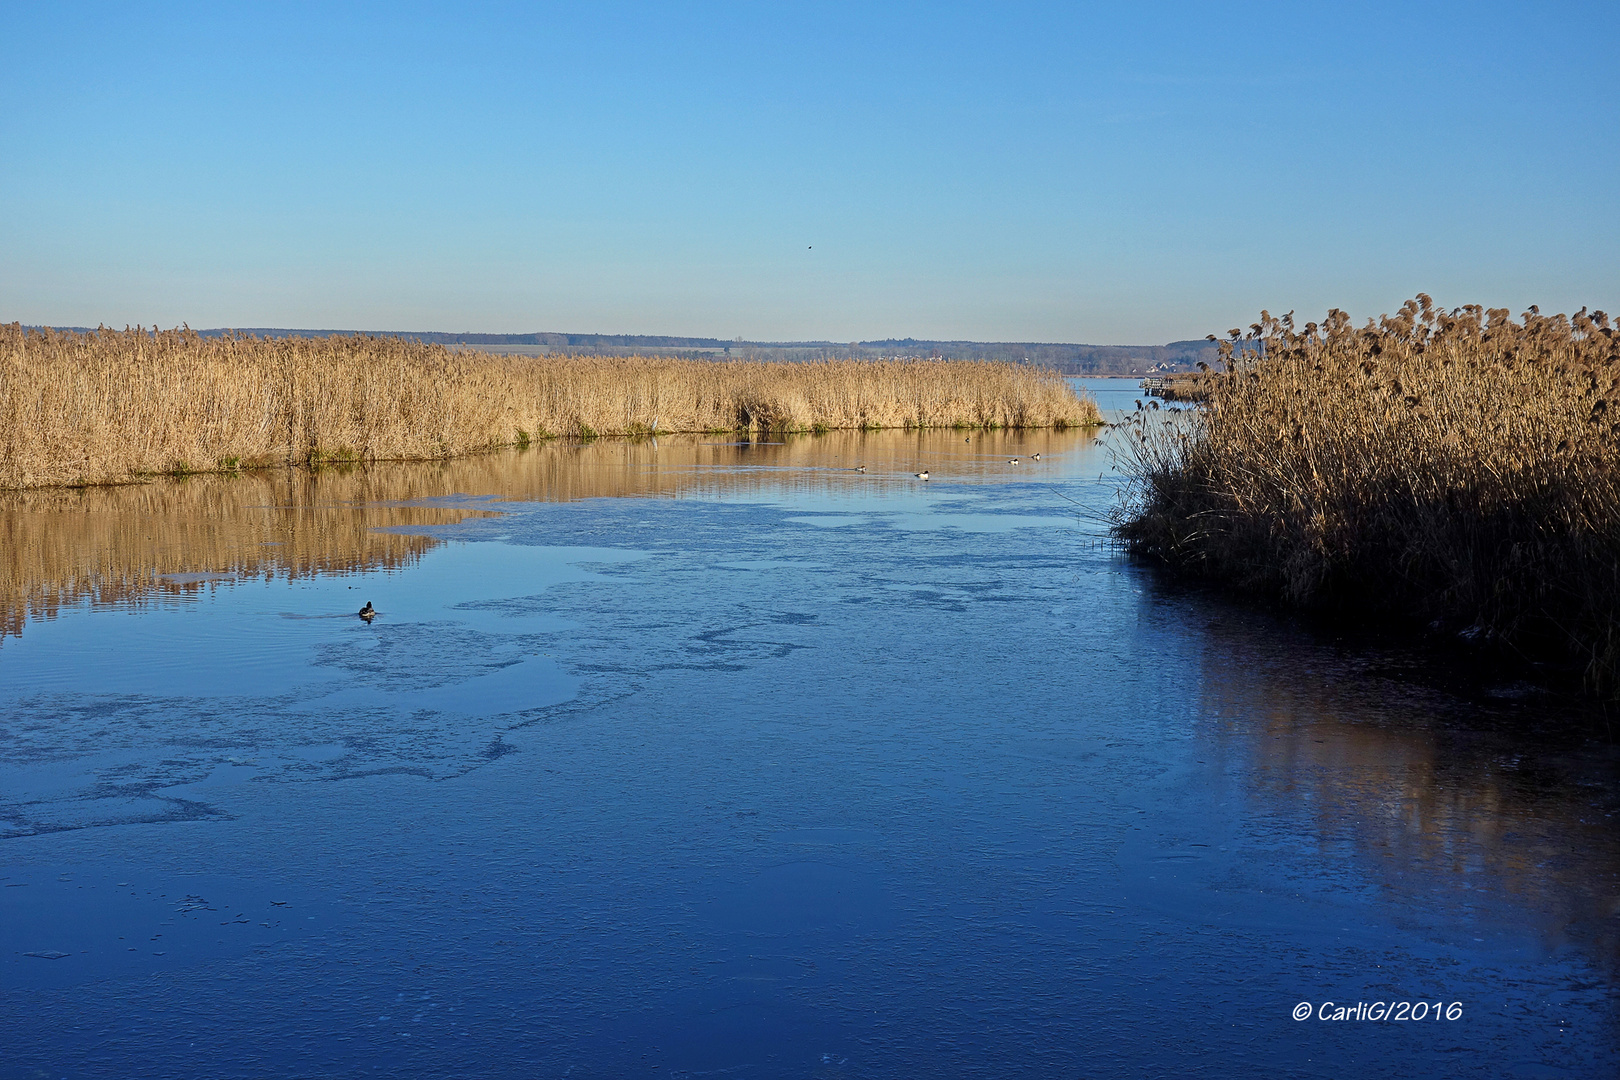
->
[1, 419, 1616, 1078]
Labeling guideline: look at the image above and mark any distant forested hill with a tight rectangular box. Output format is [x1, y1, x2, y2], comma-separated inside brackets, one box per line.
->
[25, 325, 1215, 375]
[852, 338, 1216, 374]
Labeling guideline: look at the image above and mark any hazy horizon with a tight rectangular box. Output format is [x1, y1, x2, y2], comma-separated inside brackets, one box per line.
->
[20, 322, 1221, 349]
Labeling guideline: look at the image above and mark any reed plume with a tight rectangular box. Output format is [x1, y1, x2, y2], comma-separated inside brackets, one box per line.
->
[1113, 296, 1620, 698]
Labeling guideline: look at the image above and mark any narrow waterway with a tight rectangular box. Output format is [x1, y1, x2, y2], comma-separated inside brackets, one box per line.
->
[1, 412, 1615, 1078]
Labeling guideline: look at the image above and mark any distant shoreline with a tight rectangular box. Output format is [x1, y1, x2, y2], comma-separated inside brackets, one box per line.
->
[16, 324, 1216, 377]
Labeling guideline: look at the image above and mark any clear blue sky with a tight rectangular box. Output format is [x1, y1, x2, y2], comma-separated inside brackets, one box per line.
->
[3, 1, 1616, 343]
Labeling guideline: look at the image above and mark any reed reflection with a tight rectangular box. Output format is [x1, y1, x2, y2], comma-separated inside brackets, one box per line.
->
[0, 427, 1099, 644]
[1191, 609, 1620, 976]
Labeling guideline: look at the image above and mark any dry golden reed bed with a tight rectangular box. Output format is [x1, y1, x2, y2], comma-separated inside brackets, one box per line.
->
[1114, 296, 1620, 697]
[0, 324, 1096, 490]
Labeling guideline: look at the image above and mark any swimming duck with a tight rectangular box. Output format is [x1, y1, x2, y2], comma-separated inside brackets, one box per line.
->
[915, 470, 930, 480]
[1009, 457, 1020, 464]
[1032, 453, 1042, 460]
[358, 601, 376, 622]
[855, 465, 866, 473]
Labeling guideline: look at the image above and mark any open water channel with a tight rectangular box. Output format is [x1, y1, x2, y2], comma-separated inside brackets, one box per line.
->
[2, 382, 1617, 1078]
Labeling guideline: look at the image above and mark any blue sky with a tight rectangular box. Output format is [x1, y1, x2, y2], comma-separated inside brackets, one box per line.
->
[2, 1, 1616, 343]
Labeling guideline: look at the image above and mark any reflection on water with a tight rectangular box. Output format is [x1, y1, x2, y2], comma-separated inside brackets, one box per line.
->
[0, 429, 1084, 644]
[0, 475, 453, 642]
[1191, 609, 1620, 975]
[1, 423, 1615, 1077]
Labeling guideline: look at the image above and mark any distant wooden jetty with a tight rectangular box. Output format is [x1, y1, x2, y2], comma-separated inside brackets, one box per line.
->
[1141, 373, 1212, 402]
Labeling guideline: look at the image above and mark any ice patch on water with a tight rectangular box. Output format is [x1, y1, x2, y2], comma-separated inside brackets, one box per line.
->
[310, 655, 575, 717]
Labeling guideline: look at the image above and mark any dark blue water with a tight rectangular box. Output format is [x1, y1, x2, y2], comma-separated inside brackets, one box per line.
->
[2, 427, 1616, 1078]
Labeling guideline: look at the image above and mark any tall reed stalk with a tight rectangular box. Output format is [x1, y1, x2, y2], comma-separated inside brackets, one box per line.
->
[0, 325, 1097, 491]
[1113, 296, 1620, 698]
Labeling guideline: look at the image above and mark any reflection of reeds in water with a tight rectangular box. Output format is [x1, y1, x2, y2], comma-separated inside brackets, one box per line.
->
[0, 325, 1098, 490]
[0, 428, 1101, 644]
[0, 473, 469, 642]
[1197, 627, 1620, 975]
[1114, 297, 1620, 697]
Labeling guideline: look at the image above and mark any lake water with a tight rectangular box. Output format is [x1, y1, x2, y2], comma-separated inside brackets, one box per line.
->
[2, 408, 1616, 1078]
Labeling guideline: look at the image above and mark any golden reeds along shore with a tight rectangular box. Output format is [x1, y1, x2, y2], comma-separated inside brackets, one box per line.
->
[0, 324, 1099, 491]
[1112, 296, 1620, 699]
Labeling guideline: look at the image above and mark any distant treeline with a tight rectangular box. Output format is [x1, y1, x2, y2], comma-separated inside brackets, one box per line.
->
[27, 326, 1216, 375]
[855, 338, 1219, 375]
[27, 326, 736, 351]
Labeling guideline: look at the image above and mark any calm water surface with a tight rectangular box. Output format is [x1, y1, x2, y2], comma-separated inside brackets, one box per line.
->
[1, 421, 1616, 1079]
